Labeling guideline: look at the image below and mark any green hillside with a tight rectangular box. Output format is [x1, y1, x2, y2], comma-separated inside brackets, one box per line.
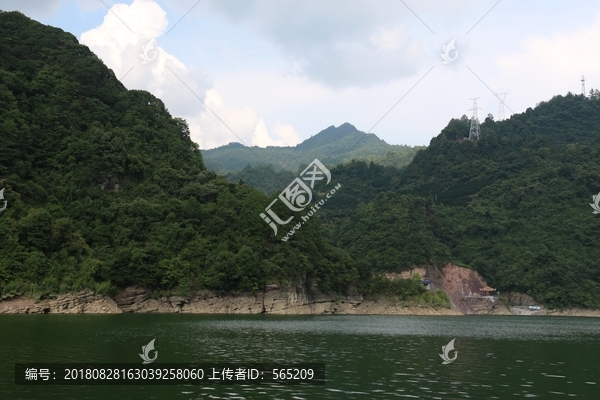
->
[219, 128, 425, 195]
[202, 122, 423, 175]
[0, 11, 359, 299]
[225, 165, 297, 196]
[331, 93, 600, 308]
[3, 10, 600, 310]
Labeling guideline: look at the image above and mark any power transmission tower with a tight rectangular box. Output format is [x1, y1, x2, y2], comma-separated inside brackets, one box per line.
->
[497, 91, 508, 120]
[582, 75, 586, 96]
[468, 97, 481, 140]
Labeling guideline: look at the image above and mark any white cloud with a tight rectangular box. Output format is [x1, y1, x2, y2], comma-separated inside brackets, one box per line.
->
[252, 120, 300, 147]
[187, 89, 259, 149]
[80, 0, 211, 117]
[272, 122, 300, 146]
[251, 119, 271, 147]
[80, 0, 296, 150]
[80, 0, 169, 75]
[186, 90, 300, 150]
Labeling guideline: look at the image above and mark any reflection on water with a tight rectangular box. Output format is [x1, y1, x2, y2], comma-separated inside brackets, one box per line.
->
[1, 315, 599, 399]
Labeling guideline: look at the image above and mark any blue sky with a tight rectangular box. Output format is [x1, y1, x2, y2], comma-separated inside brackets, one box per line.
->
[2, 0, 600, 149]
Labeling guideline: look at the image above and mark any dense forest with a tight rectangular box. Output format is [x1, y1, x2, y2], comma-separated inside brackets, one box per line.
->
[0, 11, 370, 301]
[327, 94, 600, 308]
[223, 142, 420, 196]
[2, 11, 600, 309]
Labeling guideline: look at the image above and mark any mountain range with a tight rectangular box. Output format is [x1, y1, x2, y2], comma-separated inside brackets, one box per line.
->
[2, 10, 600, 309]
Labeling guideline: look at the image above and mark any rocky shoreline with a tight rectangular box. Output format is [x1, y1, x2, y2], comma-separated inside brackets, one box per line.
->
[1, 286, 599, 316]
[0, 286, 460, 316]
[2, 264, 599, 317]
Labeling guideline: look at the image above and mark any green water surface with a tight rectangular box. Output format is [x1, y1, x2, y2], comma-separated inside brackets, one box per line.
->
[1, 314, 599, 399]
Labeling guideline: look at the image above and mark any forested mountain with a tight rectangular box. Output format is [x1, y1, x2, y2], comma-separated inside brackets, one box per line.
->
[0, 11, 360, 299]
[330, 93, 600, 308]
[3, 10, 600, 310]
[202, 123, 423, 175]
[219, 128, 425, 195]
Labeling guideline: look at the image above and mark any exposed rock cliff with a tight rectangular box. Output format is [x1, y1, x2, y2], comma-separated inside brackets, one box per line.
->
[0, 290, 121, 314]
[109, 286, 460, 315]
[387, 263, 512, 315]
[0, 286, 459, 315]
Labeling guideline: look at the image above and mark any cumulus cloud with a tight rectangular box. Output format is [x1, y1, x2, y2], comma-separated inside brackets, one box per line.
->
[81, 1, 164, 68]
[186, 90, 300, 150]
[271, 122, 301, 146]
[185, 89, 258, 149]
[80, 0, 269, 149]
[252, 120, 300, 147]
[82, 0, 209, 119]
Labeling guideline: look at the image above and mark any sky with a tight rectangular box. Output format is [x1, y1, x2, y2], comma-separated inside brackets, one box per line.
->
[2, 0, 600, 149]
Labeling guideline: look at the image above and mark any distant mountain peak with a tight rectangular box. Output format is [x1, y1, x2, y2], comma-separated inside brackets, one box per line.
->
[201, 122, 410, 173]
[296, 123, 369, 150]
[321, 122, 358, 135]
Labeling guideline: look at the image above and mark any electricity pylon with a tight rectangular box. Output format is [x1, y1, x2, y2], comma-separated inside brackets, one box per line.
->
[468, 97, 481, 140]
[497, 91, 508, 120]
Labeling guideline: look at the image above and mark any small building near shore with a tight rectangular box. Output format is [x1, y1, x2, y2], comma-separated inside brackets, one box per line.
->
[479, 285, 498, 297]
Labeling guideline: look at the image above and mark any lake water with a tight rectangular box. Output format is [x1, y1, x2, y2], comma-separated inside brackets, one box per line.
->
[1, 314, 599, 399]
